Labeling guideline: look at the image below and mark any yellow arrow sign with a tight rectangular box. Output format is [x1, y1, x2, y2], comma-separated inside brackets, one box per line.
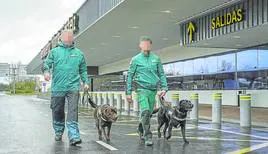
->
[187, 22, 195, 42]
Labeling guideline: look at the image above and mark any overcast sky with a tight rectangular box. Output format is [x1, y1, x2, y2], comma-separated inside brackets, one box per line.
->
[0, 0, 85, 65]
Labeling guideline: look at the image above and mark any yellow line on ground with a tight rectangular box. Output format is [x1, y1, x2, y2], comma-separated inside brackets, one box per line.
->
[227, 142, 268, 154]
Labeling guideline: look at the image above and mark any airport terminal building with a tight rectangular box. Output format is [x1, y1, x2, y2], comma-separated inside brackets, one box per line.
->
[28, 0, 268, 107]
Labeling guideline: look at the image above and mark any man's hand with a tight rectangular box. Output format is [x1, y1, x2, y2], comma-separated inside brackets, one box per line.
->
[159, 90, 167, 98]
[44, 72, 51, 81]
[126, 95, 133, 104]
[84, 84, 89, 90]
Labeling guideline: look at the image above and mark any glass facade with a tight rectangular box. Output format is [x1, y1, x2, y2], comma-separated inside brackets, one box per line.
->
[164, 45, 268, 90]
[95, 45, 268, 91]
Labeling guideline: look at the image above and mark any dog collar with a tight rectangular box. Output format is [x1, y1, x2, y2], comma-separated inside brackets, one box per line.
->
[100, 115, 108, 122]
[173, 116, 186, 121]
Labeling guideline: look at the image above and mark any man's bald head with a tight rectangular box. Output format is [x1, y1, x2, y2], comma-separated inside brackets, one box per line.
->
[61, 30, 74, 46]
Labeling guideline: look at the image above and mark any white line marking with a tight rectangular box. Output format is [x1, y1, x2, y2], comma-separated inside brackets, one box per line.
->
[171, 136, 268, 143]
[96, 141, 118, 151]
[80, 131, 86, 135]
[199, 126, 268, 140]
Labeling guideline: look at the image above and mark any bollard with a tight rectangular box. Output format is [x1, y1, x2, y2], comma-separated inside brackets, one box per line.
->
[240, 94, 251, 127]
[97, 93, 102, 106]
[108, 93, 114, 107]
[79, 91, 83, 106]
[132, 93, 139, 117]
[116, 93, 122, 114]
[190, 93, 199, 125]
[171, 93, 180, 107]
[93, 93, 97, 106]
[212, 93, 222, 124]
[103, 93, 108, 105]
[123, 94, 130, 115]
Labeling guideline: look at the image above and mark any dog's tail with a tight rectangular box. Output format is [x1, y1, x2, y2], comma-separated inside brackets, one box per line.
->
[86, 93, 98, 108]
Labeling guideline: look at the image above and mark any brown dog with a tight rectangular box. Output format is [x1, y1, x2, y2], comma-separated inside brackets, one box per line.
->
[87, 95, 118, 142]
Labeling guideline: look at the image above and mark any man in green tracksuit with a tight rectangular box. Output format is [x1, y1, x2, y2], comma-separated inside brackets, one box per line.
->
[126, 36, 168, 146]
[43, 30, 90, 146]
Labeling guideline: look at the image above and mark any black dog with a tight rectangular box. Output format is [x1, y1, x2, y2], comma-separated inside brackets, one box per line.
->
[154, 97, 193, 143]
[87, 95, 118, 142]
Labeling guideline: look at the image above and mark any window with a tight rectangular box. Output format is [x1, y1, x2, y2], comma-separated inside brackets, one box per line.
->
[238, 70, 268, 90]
[237, 50, 257, 71]
[194, 58, 205, 74]
[163, 64, 174, 76]
[173, 62, 183, 76]
[258, 47, 268, 69]
[204, 56, 217, 74]
[217, 53, 235, 72]
[183, 60, 194, 75]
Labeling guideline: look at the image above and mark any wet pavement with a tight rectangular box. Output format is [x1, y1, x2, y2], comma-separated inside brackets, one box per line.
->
[1, 92, 268, 154]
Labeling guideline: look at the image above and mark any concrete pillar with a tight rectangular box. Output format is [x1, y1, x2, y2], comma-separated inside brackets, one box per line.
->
[103, 93, 108, 105]
[240, 94, 251, 127]
[116, 93, 122, 114]
[79, 91, 83, 106]
[108, 93, 114, 107]
[93, 93, 97, 106]
[190, 93, 199, 125]
[132, 93, 139, 117]
[171, 93, 180, 107]
[97, 93, 102, 106]
[123, 94, 130, 115]
[212, 93, 222, 124]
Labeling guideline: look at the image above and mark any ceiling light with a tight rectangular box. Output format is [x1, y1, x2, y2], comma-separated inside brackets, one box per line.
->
[160, 10, 171, 13]
[101, 42, 108, 45]
[162, 38, 169, 41]
[129, 26, 139, 29]
[233, 36, 241, 39]
[112, 35, 120, 38]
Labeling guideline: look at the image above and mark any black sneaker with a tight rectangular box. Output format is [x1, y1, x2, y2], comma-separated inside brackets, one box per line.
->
[70, 139, 82, 146]
[55, 135, 62, 141]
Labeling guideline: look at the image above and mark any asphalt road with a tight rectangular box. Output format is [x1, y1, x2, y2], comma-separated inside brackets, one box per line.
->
[1, 92, 268, 154]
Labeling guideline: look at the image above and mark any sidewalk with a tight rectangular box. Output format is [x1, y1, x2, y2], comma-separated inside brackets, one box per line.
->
[199, 105, 268, 127]
[37, 94, 268, 127]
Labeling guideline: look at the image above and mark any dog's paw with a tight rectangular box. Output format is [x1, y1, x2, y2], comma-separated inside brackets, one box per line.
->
[166, 136, 171, 140]
[106, 138, 110, 142]
[158, 133, 161, 138]
[184, 140, 189, 144]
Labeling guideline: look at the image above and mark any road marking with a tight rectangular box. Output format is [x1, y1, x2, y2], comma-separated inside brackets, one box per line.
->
[96, 141, 118, 151]
[126, 133, 267, 143]
[31, 97, 50, 102]
[80, 131, 86, 135]
[227, 142, 268, 154]
[171, 136, 268, 143]
[199, 126, 268, 140]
